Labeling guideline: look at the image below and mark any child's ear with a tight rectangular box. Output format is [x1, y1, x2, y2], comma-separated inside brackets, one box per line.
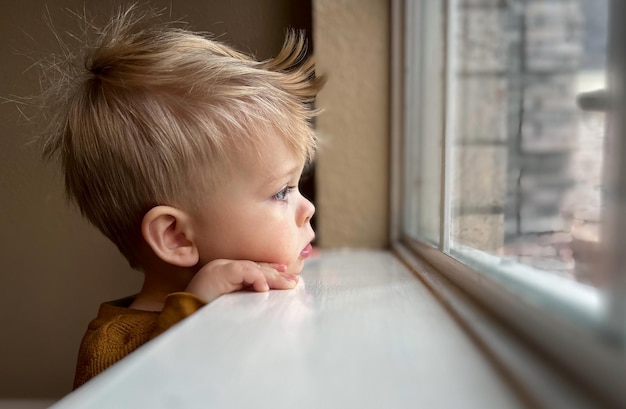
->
[141, 206, 199, 267]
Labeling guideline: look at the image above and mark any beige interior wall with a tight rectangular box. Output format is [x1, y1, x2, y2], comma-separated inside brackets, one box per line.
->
[313, 0, 391, 248]
[0, 0, 309, 399]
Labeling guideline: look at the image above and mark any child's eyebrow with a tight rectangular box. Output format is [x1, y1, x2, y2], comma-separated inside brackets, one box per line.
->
[263, 163, 302, 187]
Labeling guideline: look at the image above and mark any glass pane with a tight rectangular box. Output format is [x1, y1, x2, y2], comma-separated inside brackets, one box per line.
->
[402, 0, 444, 246]
[447, 0, 609, 319]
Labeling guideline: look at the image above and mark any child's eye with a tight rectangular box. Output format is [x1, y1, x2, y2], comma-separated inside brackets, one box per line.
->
[272, 185, 296, 202]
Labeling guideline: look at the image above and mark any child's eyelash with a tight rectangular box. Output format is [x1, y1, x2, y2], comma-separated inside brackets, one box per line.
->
[273, 185, 296, 201]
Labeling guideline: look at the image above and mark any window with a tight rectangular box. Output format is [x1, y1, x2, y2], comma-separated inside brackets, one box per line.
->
[393, 0, 625, 406]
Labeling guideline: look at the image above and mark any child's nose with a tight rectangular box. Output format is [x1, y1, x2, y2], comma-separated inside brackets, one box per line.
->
[299, 196, 315, 226]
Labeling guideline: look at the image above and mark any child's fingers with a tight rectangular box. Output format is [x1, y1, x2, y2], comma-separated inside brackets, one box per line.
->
[256, 262, 299, 290]
[224, 261, 270, 292]
[186, 260, 267, 301]
[222, 261, 295, 292]
[186, 259, 298, 302]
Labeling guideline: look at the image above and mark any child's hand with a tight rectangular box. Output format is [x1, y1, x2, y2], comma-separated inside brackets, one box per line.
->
[185, 259, 299, 303]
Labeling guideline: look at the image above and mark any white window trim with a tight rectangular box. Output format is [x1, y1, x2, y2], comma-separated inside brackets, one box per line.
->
[393, 238, 624, 408]
[393, 241, 604, 409]
[390, 0, 626, 408]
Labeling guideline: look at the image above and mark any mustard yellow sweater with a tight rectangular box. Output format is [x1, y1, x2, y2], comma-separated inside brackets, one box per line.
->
[73, 292, 206, 389]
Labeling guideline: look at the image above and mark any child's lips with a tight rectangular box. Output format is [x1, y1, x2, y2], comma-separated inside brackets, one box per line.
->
[300, 243, 313, 258]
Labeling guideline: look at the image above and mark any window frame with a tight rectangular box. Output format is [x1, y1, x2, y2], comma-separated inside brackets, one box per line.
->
[390, 0, 626, 407]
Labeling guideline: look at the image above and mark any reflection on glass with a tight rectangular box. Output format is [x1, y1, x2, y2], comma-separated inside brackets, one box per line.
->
[403, 0, 444, 246]
[449, 0, 608, 293]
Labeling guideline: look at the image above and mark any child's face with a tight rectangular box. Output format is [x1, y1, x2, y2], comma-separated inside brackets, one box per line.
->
[191, 134, 316, 276]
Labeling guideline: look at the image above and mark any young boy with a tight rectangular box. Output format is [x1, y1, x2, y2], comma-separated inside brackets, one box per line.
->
[39, 6, 324, 389]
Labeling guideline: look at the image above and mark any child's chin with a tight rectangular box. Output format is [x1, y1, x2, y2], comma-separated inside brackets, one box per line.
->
[287, 259, 305, 274]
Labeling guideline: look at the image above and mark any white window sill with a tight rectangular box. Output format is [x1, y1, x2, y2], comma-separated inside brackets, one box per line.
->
[51, 249, 539, 408]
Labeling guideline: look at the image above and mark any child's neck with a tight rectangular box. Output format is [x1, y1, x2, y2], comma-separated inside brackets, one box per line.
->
[130, 256, 196, 311]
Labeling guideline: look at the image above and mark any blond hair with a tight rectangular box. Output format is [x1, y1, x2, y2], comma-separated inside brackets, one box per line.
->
[40, 6, 325, 269]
